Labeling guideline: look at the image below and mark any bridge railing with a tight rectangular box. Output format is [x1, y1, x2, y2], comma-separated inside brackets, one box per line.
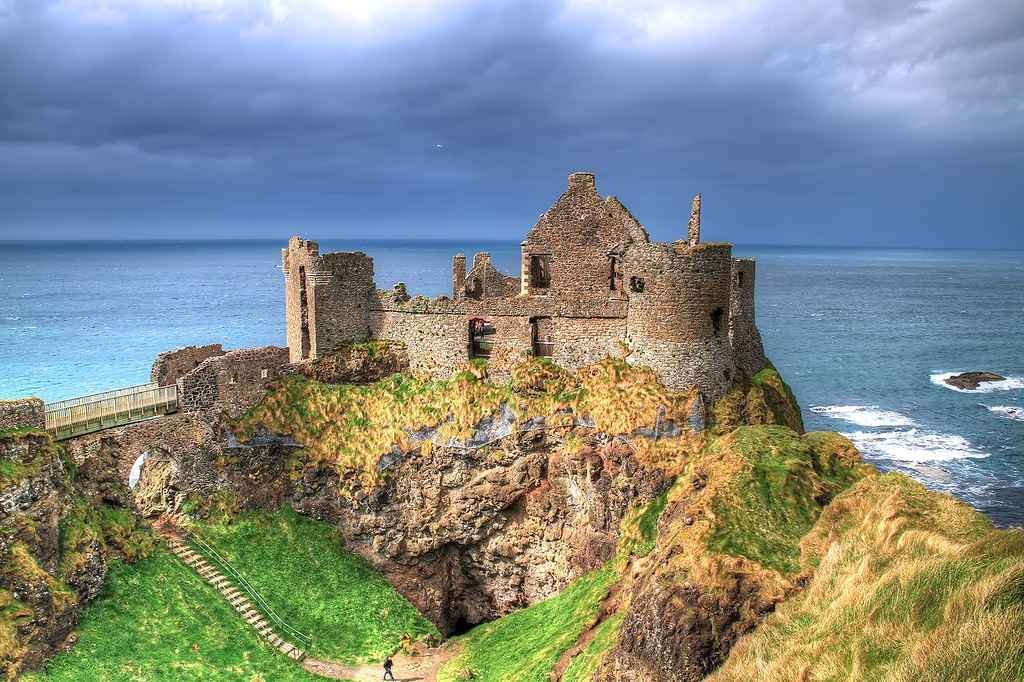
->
[45, 383, 178, 440]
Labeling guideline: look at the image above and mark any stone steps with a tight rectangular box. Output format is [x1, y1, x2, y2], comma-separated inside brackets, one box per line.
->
[164, 535, 307, 662]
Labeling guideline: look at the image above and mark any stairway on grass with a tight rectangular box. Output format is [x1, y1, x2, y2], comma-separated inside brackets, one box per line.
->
[163, 534, 307, 662]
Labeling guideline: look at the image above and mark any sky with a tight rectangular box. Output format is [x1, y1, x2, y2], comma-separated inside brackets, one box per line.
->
[1, 0, 1022, 247]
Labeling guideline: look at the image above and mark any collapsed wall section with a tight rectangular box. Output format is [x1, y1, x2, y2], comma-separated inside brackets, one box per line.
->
[150, 344, 226, 386]
[625, 242, 737, 400]
[176, 346, 290, 417]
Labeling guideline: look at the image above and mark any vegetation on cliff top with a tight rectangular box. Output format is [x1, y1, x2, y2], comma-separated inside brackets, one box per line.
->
[712, 473, 1024, 682]
[235, 356, 701, 489]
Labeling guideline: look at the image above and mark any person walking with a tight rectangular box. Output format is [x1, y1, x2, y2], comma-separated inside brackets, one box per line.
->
[383, 656, 396, 680]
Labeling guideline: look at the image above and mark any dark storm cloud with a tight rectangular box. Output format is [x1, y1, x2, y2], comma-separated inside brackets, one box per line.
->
[0, 0, 1022, 245]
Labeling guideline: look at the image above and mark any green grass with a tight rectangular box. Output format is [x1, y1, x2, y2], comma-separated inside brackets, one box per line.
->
[438, 563, 618, 682]
[707, 426, 866, 574]
[26, 549, 318, 682]
[561, 612, 623, 682]
[192, 507, 438, 663]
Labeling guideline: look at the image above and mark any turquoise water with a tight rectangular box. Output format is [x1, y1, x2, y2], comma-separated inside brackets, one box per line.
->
[2, 240, 1022, 525]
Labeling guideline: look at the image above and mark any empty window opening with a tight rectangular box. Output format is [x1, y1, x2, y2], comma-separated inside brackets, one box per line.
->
[608, 255, 623, 291]
[229, 373, 238, 385]
[710, 307, 724, 338]
[468, 277, 483, 300]
[736, 271, 745, 288]
[470, 317, 495, 358]
[260, 368, 269, 379]
[531, 317, 554, 357]
[530, 255, 551, 289]
[629, 276, 645, 293]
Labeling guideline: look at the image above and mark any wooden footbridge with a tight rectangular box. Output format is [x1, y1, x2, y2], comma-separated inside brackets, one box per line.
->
[45, 382, 178, 440]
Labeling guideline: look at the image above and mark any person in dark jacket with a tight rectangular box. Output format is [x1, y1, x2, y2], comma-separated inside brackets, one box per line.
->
[383, 656, 395, 680]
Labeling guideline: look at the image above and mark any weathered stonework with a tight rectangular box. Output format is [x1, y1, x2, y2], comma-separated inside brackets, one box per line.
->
[176, 346, 290, 418]
[281, 173, 767, 402]
[0, 398, 45, 431]
[150, 344, 226, 386]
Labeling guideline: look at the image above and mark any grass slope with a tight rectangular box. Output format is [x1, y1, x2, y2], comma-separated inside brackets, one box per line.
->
[437, 564, 618, 682]
[191, 507, 437, 663]
[26, 549, 316, 682]
[712, 473, 1024, 681]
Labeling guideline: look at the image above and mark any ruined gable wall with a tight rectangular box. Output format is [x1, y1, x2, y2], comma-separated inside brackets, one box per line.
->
[150, 344, 226, 386]
[177, 346, 290, 418]
[521, 173, 639, 305]
[625, 242, 737, 399]
[729, 259, 767, 378]
[464, 253, 519, 300]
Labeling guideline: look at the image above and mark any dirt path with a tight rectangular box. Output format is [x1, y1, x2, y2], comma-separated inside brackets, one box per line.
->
[304, 645, 457, 682]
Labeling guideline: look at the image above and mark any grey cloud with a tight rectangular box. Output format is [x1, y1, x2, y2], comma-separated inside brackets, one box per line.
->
[0, 0, 1021, 245]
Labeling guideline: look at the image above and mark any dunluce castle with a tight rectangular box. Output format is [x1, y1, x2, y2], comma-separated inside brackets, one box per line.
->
[282, 172, 766, 402]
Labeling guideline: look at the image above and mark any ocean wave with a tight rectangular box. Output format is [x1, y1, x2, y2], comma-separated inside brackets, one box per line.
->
[930, 372, 1024, 393]
[810, 405, 915, 427]
[986, 405, 1024, 422]
[843, 428, 988, 463]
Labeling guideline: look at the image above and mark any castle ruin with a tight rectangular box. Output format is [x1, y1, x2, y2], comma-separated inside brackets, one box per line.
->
[282, 172, 766, 401]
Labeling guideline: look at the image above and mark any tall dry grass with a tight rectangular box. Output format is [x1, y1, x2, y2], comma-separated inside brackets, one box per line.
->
[711, 472, 1024, 681]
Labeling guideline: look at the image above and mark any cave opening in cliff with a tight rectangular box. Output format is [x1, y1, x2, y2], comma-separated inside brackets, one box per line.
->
[448, 614, 479, 636]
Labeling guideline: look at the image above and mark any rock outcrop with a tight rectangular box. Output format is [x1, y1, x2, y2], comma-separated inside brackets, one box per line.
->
[944, 371, 1006, 390]
[0, 430, 153, 678]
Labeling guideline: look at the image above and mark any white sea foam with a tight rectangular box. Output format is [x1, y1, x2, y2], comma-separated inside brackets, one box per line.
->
[843, 428, 988, 463]
[810, 405, 915, 427]
[987, 405, 1024, 422]
[930, 372, 1024, 393]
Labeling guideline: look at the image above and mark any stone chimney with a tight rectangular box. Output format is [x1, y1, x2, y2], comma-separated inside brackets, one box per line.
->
[568, 172, 596, 193]
[687, 194, 701, 245]
[452, 253, 466, 298]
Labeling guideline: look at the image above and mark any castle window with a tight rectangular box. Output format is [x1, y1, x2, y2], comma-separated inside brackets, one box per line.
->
[736, 271, 745, 288]
[229, 373, 238, 385]
[629, 276, 645, 293]
[608, 255, 622, 291]
[260, 368, 269, 379]
[710, 307, 724, 338]
[530, 255, 551, 289]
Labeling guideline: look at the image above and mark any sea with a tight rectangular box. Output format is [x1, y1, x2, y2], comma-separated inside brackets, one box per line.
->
[2, 240, 1023, 526]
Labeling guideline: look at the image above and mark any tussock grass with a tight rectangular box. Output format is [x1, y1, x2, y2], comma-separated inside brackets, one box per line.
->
[712, 364, 804, 434]
[707, 427, 869, 574]
[711, 473, 1024, 681]
[192, 507, 437, 663]
[237, 356, 701, 490]
[561, 612, 623, 682]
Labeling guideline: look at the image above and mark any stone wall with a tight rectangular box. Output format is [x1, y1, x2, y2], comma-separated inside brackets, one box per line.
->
[625, 242, 736, 400]
[729, 259, 767, 379]
[369, 310, 469, 378]
[0, 397, 45, 431]
[282, 172, 768, 402]
[177, 346, 290, 418]
[150, 344, 226, 386]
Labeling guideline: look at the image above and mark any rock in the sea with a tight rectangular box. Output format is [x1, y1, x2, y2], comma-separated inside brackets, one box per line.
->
[944, 371, 1006, 390]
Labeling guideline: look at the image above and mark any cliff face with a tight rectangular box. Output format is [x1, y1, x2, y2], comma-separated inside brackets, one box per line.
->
[0, 430, 153, 679]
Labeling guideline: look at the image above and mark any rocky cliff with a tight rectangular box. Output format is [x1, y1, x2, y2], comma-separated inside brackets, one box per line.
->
[0, 429, 153, 679]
